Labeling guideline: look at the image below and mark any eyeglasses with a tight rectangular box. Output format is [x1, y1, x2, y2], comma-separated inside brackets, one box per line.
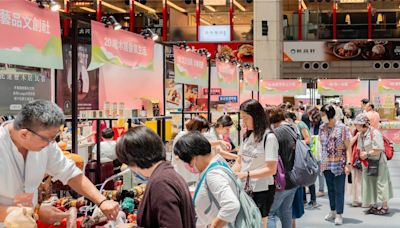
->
[26, 128, 60, 144]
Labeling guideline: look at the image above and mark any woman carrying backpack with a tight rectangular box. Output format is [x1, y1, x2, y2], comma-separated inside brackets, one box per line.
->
[353, 114, 393, 216]
[232, 99, 279, 228]
[174, 132, 242, 228]
[319, 105, 351, 226]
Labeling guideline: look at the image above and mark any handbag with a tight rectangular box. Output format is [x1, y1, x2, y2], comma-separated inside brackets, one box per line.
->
[367, 154, 381, 176]
[243, 171, 253, 197]
[353, 159, 363, 170]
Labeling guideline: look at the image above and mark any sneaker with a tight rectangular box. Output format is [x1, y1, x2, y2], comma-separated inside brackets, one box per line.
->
[351, 202, 362, 207]
[334, 215, 343, 225]
[306, 201, 320, 209]
[325, 211, 336, 221]
[317, 192, 326, 197]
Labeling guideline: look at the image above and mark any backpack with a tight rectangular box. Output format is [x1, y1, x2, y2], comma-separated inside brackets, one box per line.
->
[370, 130, 394, 161]
[193, 160, 263, 228]
[263, 133, 286, 192]
[284, 125, 319, 187]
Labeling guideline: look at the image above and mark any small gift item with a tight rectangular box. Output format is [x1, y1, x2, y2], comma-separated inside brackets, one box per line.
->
[4, 206, 37, 228]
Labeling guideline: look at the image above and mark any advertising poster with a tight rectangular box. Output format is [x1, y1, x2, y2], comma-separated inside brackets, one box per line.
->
[284, 40, 400, 62]
[243, 68, 258, 92]
[216, 60, 238, 90]
[378, 79, 400, 95]
[56, 44, 99, 115]
[318, 79, 360, 96]
[0, 64, 51, 115]
[0, 0, 63, 69]
[88, 21, 154, 71]
[173, 46, 208, 87]
[261, 80, 306, 96]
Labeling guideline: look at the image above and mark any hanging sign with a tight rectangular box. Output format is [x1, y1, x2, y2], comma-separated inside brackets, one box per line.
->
[318, 79, 360, 96]
[261, 80, 306, 96]
[203, 88, 222, 95]
[216, 60, 238, 89]
[243, 68, 258, 92]
[173, 46, 208, 87]
[88, 21, 154, 71]
[378, 79, 400, 95]
[0, 0, 63, 69]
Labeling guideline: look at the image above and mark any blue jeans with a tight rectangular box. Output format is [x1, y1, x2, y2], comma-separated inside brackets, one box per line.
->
[317, 161, 325, 192]
[267, 187, 297, 228]
[324, 170, 346, 214]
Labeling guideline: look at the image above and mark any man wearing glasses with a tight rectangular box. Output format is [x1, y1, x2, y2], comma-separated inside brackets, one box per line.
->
[0, 100, 119, 226]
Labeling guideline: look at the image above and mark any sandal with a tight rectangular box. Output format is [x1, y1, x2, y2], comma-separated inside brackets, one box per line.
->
[374, 207, 389, 216]
[365, 206, 378, 214]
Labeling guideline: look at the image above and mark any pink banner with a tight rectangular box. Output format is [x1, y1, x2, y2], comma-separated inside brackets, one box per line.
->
[216, 60, 238, 89]
[0, 0, 63, 69]
[261, 80, 306, 95]
[318, 79, 360, 96]
[173, 46, 208, 87]
[88, 21, 154, 71]
[378, 79, 400, 95]
[381, 129, 400, 145]
[243, 68, 258, 92]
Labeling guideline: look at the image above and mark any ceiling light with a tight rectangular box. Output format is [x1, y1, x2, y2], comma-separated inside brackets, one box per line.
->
[102, 16, 122, 30]
[36, 0, 45, 9]
[204, 5, 216, 12]
[200, 18, 212, 25]
[134, 1, 156, 14]
[186, 46, 191, 52]
[80, 6, 96, 13]
[233, 0, 246, 12]
[49, 0, 60, 11]
[140, 28, 159, 41]
[102, 1, 127, 13]
[301, 0, 307, 10]
[167, 1, 187, 13]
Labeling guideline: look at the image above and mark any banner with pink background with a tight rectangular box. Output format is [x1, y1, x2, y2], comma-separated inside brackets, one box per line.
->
[261, 80, 306, 96]
[216, 60, 238, 89]
[378, 79, 400, 95]
[243, 68, 258, 92]
[88, 21, 154, 71]
[173, 46, 208, 87]
[0, 0, 63, 69]
[318, 79, 360, 96]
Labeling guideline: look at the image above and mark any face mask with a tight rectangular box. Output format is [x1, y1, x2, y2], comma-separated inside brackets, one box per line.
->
[131, 170, 148, 182]
[322, 116, 329, 124]
[184, 160, 200, 174]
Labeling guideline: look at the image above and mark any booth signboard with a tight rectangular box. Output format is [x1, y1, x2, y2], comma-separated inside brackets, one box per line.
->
[173, 46, 208, 87]
[243, 68, 258, 92]
[260, 80, 306, 96]
[0, 0, 63, 69]
[378, 79, 400, 95]
[284, 41, 400, 62]
[88, 21, 154, 71]
[318, 79, 360, 96]
[199, 25, 230, 42]
[203, 88, 222, 96]
[219, 96, 238, 103]
[0, 66, 51, 115]
[216, 60, 238, 89]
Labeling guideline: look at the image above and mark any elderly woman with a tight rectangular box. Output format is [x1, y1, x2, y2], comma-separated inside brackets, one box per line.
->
[354, 114, 393, 215]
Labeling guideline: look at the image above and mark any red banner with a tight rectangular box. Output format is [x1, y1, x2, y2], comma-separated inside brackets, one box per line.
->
[216, 60, 238, 89]
[173, 46, 208, 87]
[243, 68, 258, 92]
[261, 80, 306, 96]
[318, 79, 360, 96]
[0, 0, 63, 69]
[88, 21, 154, 71]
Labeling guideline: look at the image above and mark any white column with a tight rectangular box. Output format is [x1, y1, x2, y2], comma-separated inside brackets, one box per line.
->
[253, 0, 282, 79]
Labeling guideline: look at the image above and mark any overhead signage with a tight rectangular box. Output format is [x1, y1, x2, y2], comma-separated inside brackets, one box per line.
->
[216, 60, 238, 89]
[173, 46, 208, 87]
[260, 80, 306, 96]
[318, 79, 360, 96]
[243, 68, 258, 92]
[199, 25, 231, 42]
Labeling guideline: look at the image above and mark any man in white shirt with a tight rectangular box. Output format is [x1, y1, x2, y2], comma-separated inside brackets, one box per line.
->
[0, 100, 119, 225]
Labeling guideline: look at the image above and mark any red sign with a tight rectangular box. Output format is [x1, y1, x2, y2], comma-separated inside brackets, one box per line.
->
[203, 88, 222, 95]
[88, 21, 154, 71]
[243, 68, 258, 92]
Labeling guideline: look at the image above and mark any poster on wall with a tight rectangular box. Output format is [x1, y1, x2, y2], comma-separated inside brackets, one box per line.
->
[243, 68, 258, 92]
[88, 21, 154, 71]
[378, 79, 400, 95]
[261, 80, 306, 96]
[0, 0, 63, 69]
[216, 60, 238, 89]
[0, 64, 51, 115]
[57, 45, 99, 115]
[318, 79, 360, 96]
[173, 46, 208, 87]
[284, 41, 400, 62]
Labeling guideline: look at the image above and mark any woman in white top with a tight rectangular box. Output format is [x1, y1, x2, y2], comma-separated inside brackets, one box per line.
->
[232, 99, 279, 227]
[174, 132, 240, 228]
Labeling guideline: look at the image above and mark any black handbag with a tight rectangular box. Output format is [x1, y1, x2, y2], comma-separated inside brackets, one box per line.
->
[367, 154, 381, 176]
[353, 159, 363, 170]
[244, 171, 253, 197]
